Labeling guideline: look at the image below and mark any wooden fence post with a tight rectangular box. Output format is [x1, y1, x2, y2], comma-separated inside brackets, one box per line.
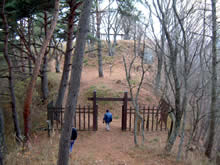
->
[156, 107, 159, 131]
[129, 107, 132, 131]
[93, 91, 97, 131]
[84, 105, 86, 130]
[88, 104, 90, 130]
[121, 105, 124, 130]
[152, 106, 155, 131]
[79, 105, 81, 130]
[96, 105, 98, 130]
[121, 92, 128, 131]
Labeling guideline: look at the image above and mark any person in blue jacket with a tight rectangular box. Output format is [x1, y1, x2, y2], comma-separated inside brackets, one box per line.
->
[70, 127, 77, 153]
[103, 109, 112, 131]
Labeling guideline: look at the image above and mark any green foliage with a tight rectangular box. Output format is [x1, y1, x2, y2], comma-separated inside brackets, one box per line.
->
[86, 85, 111, 98]
[145, 97, 152, 103]
[102, 55, 114, 64]
[0, 56, 7, 70]
[14, 79, 29, 104]
[83, 58, 89, 66]
[116, 0, 142, 21]
[2, 72, 60, 151]
[117, 0, 136, 16]
[87, 33, 97, 42]
[129, 79, 137, 86]
[35, 72, 60, 102]
[3, 0, 56, 25]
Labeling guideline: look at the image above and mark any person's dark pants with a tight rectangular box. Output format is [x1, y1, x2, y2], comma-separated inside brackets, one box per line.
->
[69, 140, 75, 153]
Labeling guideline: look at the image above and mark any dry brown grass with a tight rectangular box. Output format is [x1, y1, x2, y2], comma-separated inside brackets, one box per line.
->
[3, 130, 178, 165]
[5, 132, 59, 165]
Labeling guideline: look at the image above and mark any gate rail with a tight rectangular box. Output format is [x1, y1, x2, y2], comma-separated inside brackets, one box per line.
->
[126, 106, 168, 131]
[47, 103, 98, 134]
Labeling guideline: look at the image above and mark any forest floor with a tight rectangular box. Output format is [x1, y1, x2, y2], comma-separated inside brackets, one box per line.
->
[69, 119, 185, 165]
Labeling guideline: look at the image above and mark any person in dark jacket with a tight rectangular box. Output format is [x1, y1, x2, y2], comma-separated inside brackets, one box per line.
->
[103, 110, 112, 131]
[70, 127, 77, 153]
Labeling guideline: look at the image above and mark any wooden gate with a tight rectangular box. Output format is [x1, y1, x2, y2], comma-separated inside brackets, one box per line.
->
[88, 91, 131, 131]
[47, 103, 98, 132]
[47, 91, 169, 132]
[87, 91, 168, 131]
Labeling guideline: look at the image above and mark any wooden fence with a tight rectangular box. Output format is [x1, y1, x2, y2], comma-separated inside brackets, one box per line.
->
[47, 93, 169, 133]
[126, 106, 167, 131]
[47, 104, 98, 132]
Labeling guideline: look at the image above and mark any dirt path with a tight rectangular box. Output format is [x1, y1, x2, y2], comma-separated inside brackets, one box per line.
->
[71, 119, 135, 165]
[70, 119, 183, 165]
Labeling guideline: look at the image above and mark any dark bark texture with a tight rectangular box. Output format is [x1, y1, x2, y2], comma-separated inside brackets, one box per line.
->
[41, 11, 49, 102]
[205, 0, 217, 158]
[55, 0, 82, 112]
[156, 0, 182, 152]
[0, 108, 5, 165]
[23, 0, 60, 139]
[96, 0, 104, 77]
[1, 0, 22, 141]
[57, 0, 92, 164]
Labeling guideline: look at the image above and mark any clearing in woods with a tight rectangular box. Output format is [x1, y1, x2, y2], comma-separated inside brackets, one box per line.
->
[5, 42, 186, 165]
[67, 58, 184, 165]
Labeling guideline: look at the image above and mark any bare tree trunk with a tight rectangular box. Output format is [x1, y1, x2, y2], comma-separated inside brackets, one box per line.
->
[134, 111, 138, 145]
[41, 52, 49, 101]
[55, 0, 82, 113]
[155, 28, 164, 92]
[107, 2, 111, 57]
[112, 32, 117, 55]
[177, 107, 186, 160]
[154, 0, 183, 152]
[88, 13, 95, 55]
[55, 54, 61, 73]
[41, 11, 49, 102]
[28, 17, 33, 75]
[91, 14, 95, 48]
[55, 40, 62, 73]
[1, 0, 22, 142]
[123, 22, 130, 40]
[205, 0, 217, 158]
[112, 12, 121, 55]
[20, 20, 25, 73]
[0, 108, 5, 165]
[57, 1, 92, 164]
[96, 0, 104, 77]
[172, 0, 190, 160]
[122, 23, 147, 146]
[107, 0, 113, 57]
[87, 15, 92, 54]
[162, 19, 182, 152]
[163, 34, 182, 153]
[155, 45, 163, 92]
[23, 0, 60, 140]
[192, 1, 207, 147]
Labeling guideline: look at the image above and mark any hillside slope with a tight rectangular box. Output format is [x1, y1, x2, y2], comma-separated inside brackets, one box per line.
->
[4, 41, 190, 165]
